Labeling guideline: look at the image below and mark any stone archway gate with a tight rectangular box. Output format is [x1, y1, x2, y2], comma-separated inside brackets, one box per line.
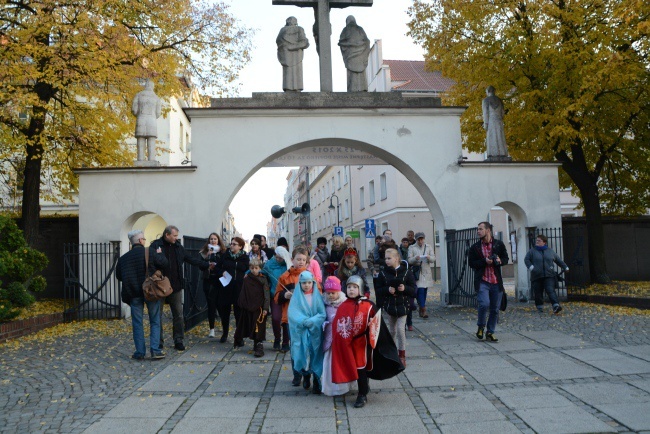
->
[76, 92, 563, 302]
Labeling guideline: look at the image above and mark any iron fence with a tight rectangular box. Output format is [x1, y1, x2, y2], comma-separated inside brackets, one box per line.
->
[528, 227, 587, 300]
[446, 228, 479, 307]
[63, 242, 122, 321]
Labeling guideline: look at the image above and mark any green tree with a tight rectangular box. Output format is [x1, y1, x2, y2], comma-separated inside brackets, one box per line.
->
[0, 0, 253, 246]
[0, 214, 48, 321]
[408, 0, 650, 283]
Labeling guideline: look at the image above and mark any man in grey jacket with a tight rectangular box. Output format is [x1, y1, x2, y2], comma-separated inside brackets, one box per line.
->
[524, 234, 569, 314]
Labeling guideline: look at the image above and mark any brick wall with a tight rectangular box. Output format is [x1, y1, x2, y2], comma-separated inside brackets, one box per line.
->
[0, 313, 64, 343]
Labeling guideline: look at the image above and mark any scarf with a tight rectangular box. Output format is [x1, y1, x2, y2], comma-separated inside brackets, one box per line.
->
[535, 245, 548, 251]
[229, 249, 245, 260]
[339, 265, 358, 279]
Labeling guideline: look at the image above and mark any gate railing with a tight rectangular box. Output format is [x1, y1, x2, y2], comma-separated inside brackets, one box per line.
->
[63, 242, 122, 321]
[446, 228, 479, 307]
[528, 227, 587, 299]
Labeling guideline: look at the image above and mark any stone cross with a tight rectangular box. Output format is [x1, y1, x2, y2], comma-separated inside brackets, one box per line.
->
[273, 0, 373, 92]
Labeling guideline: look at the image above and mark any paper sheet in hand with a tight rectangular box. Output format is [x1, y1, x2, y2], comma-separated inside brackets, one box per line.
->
[219, 271, 232, 286]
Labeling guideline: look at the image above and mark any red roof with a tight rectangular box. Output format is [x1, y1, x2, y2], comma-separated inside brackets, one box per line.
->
[384, 60, 455, 93]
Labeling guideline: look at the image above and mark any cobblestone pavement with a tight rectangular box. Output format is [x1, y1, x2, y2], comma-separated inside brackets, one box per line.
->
[1, 281, 649, 433]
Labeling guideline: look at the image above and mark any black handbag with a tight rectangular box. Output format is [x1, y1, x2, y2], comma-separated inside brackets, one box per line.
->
[410, 245, 426, 281]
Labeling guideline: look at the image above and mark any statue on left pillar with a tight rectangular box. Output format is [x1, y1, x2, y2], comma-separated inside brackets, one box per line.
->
[132, 79, 162, 165]
[276, 17, 310, 92]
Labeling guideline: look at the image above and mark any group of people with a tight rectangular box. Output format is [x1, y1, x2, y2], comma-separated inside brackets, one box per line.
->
[116, 222, 569, 405]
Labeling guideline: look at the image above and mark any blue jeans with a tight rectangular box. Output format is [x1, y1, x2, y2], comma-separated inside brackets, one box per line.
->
[532, 277, 560, 309]
[476, 281, 502, 334]
[417, 287, 428, 308]
[131, 297, 162, 357]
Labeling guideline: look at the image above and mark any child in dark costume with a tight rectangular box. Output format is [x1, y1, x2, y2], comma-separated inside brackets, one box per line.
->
[288, 270, 326, 394]
[233, 258, 270, 357]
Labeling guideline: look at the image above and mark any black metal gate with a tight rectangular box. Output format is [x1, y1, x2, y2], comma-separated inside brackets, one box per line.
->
[528, 227, 587, 299]
[446, 228, 479, 307]
[63, 242, 122, 320]
[182, 236, 209, 331]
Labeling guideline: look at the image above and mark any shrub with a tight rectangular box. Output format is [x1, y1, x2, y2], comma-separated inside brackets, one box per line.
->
[0, 215, 48, 322]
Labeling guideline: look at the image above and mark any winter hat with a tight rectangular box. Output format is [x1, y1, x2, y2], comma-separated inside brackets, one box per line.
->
[415, 232, 425, 240]
[317, 237, 327, 245]
[346, 275, 364, 293]
[324, 276, 341, 292]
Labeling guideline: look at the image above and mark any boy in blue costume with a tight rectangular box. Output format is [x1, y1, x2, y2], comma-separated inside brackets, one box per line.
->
[288, 270, 326, 394]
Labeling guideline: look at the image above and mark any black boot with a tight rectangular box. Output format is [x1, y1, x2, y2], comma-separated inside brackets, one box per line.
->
[312, 375, 321, 395]
[291, 372, 301, 387]
[220, 321, 229, 343]
[354, 394, 367, 408]
[302, 373, 311, 390]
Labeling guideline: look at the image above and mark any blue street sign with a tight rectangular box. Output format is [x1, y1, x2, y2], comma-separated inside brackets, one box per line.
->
[333, 226, 344, 236]
[365, 219, 375, 238]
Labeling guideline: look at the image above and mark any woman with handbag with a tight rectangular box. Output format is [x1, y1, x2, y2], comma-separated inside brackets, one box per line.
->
[407, 232, 435, 319]
[199, 233, 225, 338]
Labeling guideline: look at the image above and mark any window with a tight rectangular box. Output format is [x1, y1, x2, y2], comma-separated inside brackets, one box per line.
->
[435, 230, 440, 246]
[344, 166, 349, 185]
[179, 122, 185, 152]
[381, 221, 388, 234]
[359, 187, 365, 210]
[337, 171, 341, 189]
[332, 176, 335, 192]
[344, 199, 349, 219]
[380, 173, 387, 200]
[327, 212, 331, 227]
[326, 181, 330, 197]
[369, 180, 375, 205]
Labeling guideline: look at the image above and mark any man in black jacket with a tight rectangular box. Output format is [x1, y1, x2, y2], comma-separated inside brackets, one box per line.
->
[116, 230, 165, 360]
[149, 225, 210, 351]
[468, 222, 509, 342]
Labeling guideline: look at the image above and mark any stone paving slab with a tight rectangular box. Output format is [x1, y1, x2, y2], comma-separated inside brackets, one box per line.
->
[230, 343, 281, 362]
[172, 417, 250, 434]
[206, 362, 273, 393]
[560, 382, 650, 405]
[420, 390, 497, 413]
[509, 351, 601, 380]
[102, 396, 186, 418]
[184, 397, 260, 419]
[514, 406, 616, 433]
[345, 392, 417, 416]
[455, 355, 532, 384]
[438, 420, 521, 434]
[261, 417, 336, 433]
[349, 414, 428, 433]
[615, 344, 650, 362]
[591, 403, 650, 431]
[266, 395, 336, 418]
[139, 362, 215, 393]
[493, 386, 574, 409]
[405, 369, 469, 387]
[631, 379, 650, 394]
[175, 342, 227, 362]
[519, 330, 588, 348]
[84, 417, 167, 434]
[562, 348, 650, 375]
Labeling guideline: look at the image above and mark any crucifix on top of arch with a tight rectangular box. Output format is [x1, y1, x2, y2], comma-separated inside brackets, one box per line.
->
[272, 0, 373, 92]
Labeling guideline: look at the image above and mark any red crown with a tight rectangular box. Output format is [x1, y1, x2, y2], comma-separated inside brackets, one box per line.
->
[343, 248, 358, 257]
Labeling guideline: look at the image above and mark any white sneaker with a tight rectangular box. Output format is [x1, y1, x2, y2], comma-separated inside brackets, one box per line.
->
[208, 329, 215, 338]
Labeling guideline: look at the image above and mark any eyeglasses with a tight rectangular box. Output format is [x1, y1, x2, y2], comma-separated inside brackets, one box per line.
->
[230, 242, 239, 246]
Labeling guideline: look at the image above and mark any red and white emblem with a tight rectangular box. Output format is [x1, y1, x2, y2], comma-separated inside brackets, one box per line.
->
[368, 309, 381, 349]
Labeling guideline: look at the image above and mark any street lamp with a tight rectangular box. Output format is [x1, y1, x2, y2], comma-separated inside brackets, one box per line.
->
[328, 193, 340, 228]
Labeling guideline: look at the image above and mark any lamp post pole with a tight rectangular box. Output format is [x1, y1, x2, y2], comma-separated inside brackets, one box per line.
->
[329, 193, 340, 228]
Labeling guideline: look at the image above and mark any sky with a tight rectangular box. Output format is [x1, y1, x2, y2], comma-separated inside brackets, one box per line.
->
[224, 0, 426, 241]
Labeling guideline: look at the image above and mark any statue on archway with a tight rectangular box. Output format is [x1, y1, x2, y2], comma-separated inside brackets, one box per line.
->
[132, 79, 162, 164]
[276, 17, 310, 92]
[482, 86, 510, 160]
[338, 16, 370, 92]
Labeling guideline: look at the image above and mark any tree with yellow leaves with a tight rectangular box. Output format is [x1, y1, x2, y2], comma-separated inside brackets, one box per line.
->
[0, 0, 252, 246]
[408, 0, 649, 283]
